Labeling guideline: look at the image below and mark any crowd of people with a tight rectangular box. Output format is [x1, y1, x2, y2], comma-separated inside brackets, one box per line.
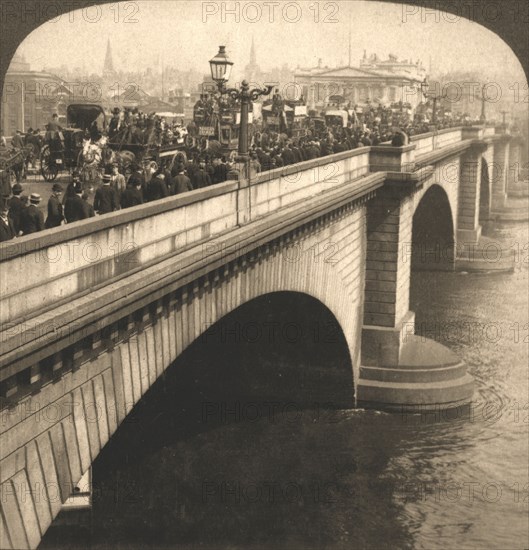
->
[0, 154, 229, 241]
[107, 107, 189, 148]
[0, 99, 491, 243]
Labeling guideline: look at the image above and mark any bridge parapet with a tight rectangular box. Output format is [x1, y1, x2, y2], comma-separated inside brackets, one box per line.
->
[0, 148, 373, 329]
[484, 126, 498, 137]
[249, 147, 370, 218]
[0, 183, 239, 326]
[409, 127, 464, 156]
[372, 128, 469, 173]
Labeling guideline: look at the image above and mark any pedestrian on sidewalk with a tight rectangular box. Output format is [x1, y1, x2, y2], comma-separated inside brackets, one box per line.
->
[45, 183, 64, 228]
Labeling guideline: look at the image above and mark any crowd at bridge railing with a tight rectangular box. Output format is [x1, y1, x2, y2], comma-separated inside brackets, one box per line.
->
[0, 107, 499, 243]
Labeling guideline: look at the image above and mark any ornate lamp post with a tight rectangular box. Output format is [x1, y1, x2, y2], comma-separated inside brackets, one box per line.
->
[209, 46, 273, 160]
[420, 78, 445, 125]
[474, 84, 489, 124]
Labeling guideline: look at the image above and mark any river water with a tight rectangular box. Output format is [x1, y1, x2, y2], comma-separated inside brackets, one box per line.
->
[42, 219, 528, 550]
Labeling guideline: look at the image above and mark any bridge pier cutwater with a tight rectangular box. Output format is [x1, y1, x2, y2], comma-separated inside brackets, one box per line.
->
[0, 125, 525, 549]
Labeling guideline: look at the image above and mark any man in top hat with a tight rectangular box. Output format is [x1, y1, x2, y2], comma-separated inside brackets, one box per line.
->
[45, 183, 64, 228]
[120, 180, 144, 209]
[8, 183, 24, 234]
[65, 182, 89, 223]
[0, 198, 16, 242]
[128, 163, 145, 192]
[19, 193, 44, 235]
[94, 174, 119, 214]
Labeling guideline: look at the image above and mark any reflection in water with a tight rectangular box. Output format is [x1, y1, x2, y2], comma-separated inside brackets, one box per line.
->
[41, 222, 528, 550]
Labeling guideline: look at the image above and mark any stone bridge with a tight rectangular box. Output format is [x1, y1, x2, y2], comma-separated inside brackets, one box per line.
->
[0, 125, 525, 549]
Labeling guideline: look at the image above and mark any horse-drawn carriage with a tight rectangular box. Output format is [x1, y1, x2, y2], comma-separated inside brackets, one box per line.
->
[39, 104, 105, 181]
[40, 104, 186, 183]
[0, 145, 34, 185]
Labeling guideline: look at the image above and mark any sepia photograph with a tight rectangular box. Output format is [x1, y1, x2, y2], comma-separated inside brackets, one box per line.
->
[0, 1, 528, 548]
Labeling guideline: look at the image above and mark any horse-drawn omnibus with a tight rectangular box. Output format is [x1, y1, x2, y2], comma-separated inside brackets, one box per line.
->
[189, 96, 248, 155]
[262, 96, 309, 139]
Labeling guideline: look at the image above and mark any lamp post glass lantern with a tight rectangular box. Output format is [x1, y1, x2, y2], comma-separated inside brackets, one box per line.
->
[208, 45, 273, 158]
[209, 46, 233, 84]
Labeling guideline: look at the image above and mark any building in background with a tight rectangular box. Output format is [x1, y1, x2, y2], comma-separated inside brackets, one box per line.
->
[1, 53, 65, 136]
[430, 70, 525, 125]
[166, 88, 192, 119]
[294, 52, 427, 110]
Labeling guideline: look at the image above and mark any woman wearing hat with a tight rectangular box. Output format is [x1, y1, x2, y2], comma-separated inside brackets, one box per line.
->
[19, 193, 44, 235]
[45, 183, 64, 228]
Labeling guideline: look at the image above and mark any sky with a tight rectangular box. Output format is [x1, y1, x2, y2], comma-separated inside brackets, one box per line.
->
[14, 0, 526, 84]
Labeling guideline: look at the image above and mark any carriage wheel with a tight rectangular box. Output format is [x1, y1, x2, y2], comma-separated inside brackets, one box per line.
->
[40, 145, 59, 181]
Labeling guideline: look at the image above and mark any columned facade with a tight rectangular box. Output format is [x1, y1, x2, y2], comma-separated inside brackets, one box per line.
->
[294, 54, 426, 110]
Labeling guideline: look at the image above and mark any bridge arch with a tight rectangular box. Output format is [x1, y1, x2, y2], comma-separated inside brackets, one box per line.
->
[411, 184, 455, 272]
[37, 290, 355, 545]
[0, 218, 365, 549]
[190, 290, 354, 403]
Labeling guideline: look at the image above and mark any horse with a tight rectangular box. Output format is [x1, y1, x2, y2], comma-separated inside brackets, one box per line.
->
[77, 137, 108, 184]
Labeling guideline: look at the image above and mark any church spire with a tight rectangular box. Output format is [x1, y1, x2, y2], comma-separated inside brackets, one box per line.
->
[103, 38, 115, 76]
[245, 36, 260, 82]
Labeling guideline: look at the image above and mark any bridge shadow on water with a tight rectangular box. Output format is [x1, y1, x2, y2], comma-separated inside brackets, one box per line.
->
[41, 292, 418, 550]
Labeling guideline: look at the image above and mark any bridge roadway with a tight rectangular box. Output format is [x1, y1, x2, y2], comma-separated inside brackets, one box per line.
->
[0, 125, 526, 549]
